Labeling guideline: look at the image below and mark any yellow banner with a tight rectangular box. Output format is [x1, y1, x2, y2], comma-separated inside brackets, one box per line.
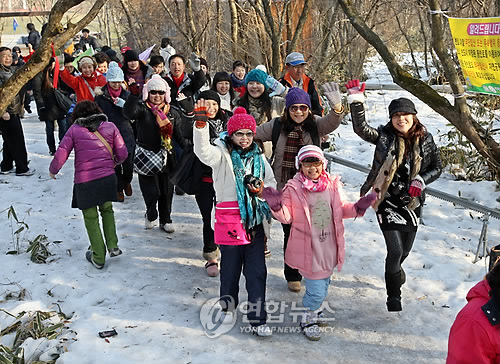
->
[448, 17, 500, 95]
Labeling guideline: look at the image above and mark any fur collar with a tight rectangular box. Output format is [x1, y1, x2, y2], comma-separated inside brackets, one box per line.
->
[74, 113, 108, 132]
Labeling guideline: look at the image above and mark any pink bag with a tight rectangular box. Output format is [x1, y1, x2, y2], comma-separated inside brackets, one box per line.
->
[214, 201, 251, 245]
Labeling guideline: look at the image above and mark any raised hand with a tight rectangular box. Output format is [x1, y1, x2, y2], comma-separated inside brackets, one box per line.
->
[194, 99, 209, 128]
[266, 75, 286, 97]
[345, 79, 366, 94]
[320, 82, 342, 111]
[189, 52, 201, 72]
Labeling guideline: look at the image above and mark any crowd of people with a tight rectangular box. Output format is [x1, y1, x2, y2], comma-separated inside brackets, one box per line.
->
[11, 28, 499, 355]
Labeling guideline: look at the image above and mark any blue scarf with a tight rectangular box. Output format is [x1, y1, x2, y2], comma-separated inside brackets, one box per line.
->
[227, 137, 271, 231]
[231, 73, 245, 89]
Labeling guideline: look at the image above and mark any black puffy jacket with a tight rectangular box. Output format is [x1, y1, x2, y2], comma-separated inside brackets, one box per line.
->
[350, 101, 442, 198]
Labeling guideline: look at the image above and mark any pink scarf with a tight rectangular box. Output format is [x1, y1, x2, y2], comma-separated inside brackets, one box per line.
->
[298, 171, 329, 192]
[107, 84, 122, 99]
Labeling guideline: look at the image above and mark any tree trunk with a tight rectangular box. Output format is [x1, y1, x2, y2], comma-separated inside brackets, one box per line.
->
[287, 0, 312, 54]
[185, 0, 198, 52]
[118, 0, 142, 49]
[0, 0, 107, 115]
[337, 0, 500, 175]
[228, 0, 238, 58]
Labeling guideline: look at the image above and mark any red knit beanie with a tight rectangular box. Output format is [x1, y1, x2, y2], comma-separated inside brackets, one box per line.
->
[227, 107, 256, 135]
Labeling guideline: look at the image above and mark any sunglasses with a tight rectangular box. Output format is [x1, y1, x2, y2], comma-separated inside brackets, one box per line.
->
[149, 90, 166, 95]
[233, 131, 254, 138]
[301, 161, 323, 168]
[290, 105, 309, 112]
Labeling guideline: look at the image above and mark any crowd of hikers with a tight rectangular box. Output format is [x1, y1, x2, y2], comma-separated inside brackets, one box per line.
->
[5, 28, 498, 359]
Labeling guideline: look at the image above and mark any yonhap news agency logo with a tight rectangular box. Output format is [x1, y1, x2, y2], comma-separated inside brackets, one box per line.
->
[199, 296, 336, 338]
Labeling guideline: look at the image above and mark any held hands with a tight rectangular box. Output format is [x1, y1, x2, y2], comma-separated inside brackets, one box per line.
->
[320, 82, 342, 112]
[265, 75, 286, 97]
[345, 79, 366, 104]
[408, 177, 424, 197]
[189, 52, 201, 72]
[261, 186, 283, 211]
[128, 80, 141, 96]
[194, 99, 208, 128]
[354, 191, 377, 217]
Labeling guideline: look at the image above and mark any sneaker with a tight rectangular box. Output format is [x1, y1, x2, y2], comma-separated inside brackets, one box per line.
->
[117, 191, 125, 202]
[145, 215, 156, 229]
[252, 324, 272, 337]
[160, 223, 175, 233]
[108, 248, 122, 257]
[16, 168, 35, 176]
[300, 311, 321, 341]
[316, 311, 328, 327]
[0, 167, 15, 175]
[264, 244, 271, 258]
[205, 261, 219, 277]
[85, 250, 104, 269]
[287, 281, 302, 292]
[124, 183, 133, 196]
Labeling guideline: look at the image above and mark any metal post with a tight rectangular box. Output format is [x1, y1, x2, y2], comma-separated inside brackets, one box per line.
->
[473, 214, 490, 264]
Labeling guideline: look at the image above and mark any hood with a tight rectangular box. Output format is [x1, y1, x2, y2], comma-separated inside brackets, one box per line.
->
[466, 279, 491, 303]
[74, 113, 108, 132]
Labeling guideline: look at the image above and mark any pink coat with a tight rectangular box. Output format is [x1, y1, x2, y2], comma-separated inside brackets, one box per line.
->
[271, 173, 357, 278]
[447, 280, 500, 364]
[49, 121, 127, 184]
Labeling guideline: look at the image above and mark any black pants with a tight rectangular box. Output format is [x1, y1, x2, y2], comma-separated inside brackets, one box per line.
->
[282, 223, 302, 282]
[219, 225, 267, 326]
[115, 152, 134, 192]
[382, 230, 417, 275]
[195, 181, 218, 255]
[0, 114, 29, 174]
[138, 171, 174, 225]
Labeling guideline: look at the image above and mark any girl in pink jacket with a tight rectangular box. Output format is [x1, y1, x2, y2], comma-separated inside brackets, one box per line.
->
[49, 101, 128, 269]
[262, 145, 375, 341]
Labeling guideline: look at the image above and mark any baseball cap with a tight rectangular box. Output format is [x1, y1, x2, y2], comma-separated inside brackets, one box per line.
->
[285, 52, 306, 66]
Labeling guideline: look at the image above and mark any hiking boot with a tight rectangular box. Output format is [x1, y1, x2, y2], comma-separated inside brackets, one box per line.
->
[288, 281, 301, 292]
[160, 223, 175, 233]
[386, 297, 402, 312]
[0, 167, 15, 175]
[300, 311, 321, 341]
[117, 191, 125, 202]
[145, 214, 156, 229]
[252, 324, 272, 337]
[124, 183, 133, 196]
[108, 248, 122, 257]
[85, 250, 104, 269]
[16, 168, 35, 176]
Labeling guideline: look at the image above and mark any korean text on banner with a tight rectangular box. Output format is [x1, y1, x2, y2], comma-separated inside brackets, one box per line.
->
[449, 17, 500, 95]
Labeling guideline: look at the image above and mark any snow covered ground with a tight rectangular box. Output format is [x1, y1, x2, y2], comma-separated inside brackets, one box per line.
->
[1, 57, 499, 363]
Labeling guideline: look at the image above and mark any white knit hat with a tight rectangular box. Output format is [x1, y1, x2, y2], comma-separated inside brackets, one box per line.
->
[295, 145, 328, 170]
[106, 61, 124, 82]
[142, 74, 171, 103]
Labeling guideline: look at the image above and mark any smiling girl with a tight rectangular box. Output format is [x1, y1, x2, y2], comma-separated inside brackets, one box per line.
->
[59, 56, 106, 101]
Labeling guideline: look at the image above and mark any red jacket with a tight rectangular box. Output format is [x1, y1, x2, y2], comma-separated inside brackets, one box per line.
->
[59, 69, 106, 102]
[447, 280, 500, 363]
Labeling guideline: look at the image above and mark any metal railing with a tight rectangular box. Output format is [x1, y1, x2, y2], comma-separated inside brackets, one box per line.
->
[325, 154, 500, 263]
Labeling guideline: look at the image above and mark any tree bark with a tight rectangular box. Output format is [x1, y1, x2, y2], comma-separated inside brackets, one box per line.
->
[287, 0, 312, 54]
[337, 0, 500, 174]
[0, 0, 107, 115]
[228, 0, 238, 58]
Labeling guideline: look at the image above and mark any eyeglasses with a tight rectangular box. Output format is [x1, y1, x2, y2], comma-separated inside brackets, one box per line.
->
[233, 131, 254, 138]
[301, 161, 323, 168]
[149, 90, 166, 95]
[290, 105, 309, 113]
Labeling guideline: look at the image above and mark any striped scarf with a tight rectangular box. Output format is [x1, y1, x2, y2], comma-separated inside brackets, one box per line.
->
[282, 125, 304, 182]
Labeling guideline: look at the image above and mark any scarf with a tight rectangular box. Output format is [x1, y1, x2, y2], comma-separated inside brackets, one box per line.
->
[107, 84, 122, 99]
[247, 96, 270, 126]
[172, 73, 184, 89]
[229, 141, 271, 231]
[219, 92, 232, 111]
[231, 73, 245, 89]
[146, 101, 173, 151]
[282, 125, 305, 182]
[297, 170, 329, 192]
[126, 67, 145, 90]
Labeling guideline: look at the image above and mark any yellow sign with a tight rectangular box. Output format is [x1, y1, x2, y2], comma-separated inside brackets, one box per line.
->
[448, 17, 500, 95]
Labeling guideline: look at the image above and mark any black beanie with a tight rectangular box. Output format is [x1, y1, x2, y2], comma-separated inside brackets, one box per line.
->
[388, 98, 417, 118]
[199, 90, 220, 105]
[123, 49, 139, 63]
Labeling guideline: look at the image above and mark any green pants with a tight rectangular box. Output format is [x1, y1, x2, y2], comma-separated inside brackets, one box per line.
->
[82, 201, 118, 265]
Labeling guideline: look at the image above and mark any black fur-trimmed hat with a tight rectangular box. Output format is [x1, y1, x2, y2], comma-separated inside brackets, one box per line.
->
[388, 98, 417, 118]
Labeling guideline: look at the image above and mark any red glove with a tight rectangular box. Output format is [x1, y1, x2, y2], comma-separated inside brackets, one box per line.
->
[194, 105, 208, 128]
[345, 79, 366, 95]
[129, 82, 141, 96]
[408, 179, 424, 197]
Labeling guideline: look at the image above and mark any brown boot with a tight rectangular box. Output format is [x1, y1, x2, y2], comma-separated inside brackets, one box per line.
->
[124, 183, 133, 196]
[287, 281, 302, 292]
[117, 191, 125, 202]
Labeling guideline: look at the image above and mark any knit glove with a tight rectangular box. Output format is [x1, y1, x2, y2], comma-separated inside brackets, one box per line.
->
[261, 186, 283, 211]
[408, 176, 425, 197]
[189, 52, 201, 72]
[266, 75, 286, 97]
[320, 82, 342, 111]
[129, 82, 141, 96]
[345, 79, 366, 104]
[194, 104, 208, 128]
[354, 191, 377, 217]
[115, 98, 126, 108]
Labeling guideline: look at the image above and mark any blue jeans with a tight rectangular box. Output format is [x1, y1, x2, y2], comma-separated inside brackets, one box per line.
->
[45, 119, 68, 153]
[303, 277, 331, 311]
